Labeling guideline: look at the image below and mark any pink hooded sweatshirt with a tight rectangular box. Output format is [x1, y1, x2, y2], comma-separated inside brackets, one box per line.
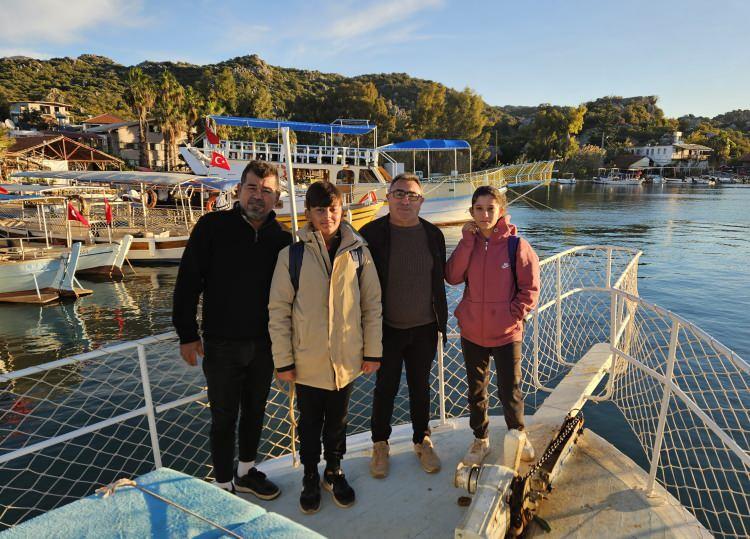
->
[445, 215, 540, 348]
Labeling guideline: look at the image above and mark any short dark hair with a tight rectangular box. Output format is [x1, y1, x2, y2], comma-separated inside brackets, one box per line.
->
[241, 160, 278, 188]
[305, 181, 343, 209]
[471, 185, 507, 208]
[389, 172, 422, 192]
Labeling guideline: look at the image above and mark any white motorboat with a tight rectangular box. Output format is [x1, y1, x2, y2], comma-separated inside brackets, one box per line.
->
[554, 173, 577, 184]
[686, 175, 717, 185]
[0, 242, 85, 303]
[593, 168, 643, 185]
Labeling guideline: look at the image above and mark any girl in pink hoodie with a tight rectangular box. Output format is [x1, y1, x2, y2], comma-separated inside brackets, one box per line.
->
[445, 186, 540, 466]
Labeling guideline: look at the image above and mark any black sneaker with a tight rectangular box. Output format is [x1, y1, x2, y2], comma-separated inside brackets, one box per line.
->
[322, 469, 355, 508]
[299, 471, 321, 514]
[234, 467, 281, 500]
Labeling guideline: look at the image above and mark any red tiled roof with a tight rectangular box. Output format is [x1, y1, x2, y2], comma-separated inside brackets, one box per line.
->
[83, 113, 126, 125]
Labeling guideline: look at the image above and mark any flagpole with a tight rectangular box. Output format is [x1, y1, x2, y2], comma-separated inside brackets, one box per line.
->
[281, 127, 299, 239]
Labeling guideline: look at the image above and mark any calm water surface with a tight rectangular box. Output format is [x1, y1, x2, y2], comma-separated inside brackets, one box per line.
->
[2, 181, 748, 370]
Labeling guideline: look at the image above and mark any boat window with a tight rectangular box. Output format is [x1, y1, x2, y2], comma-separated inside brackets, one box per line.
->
[337, 169, 355, 184]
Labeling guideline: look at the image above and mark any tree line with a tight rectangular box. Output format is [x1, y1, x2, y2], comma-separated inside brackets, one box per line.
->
[0, 54, 748, 174]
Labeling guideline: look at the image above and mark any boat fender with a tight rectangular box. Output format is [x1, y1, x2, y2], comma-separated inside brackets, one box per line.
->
[69, 194, 88, 216]
[144, 189, 158, 208]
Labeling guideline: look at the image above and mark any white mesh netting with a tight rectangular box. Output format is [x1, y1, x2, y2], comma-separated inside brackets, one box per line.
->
[1, 245, 748, 537]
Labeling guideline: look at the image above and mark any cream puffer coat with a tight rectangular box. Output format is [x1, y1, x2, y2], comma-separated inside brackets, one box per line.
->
[268, 221, 383, 390]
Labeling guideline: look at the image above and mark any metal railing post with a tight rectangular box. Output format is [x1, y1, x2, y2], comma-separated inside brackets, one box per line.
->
[556, 257, 563, 364]
[137, 343, 163, 468]
[606, 247, 613, 289]
[646, 320, 680, 495]
[604, 287, 619, 399]
[437, 333, 447, 425]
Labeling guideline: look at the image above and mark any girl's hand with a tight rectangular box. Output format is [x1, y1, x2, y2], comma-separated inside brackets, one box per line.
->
[462, 221, 479, 237]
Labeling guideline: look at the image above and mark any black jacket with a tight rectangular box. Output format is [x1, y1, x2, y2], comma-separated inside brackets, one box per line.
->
[172, 205, 292, 344]
[359, 215, 448, 339]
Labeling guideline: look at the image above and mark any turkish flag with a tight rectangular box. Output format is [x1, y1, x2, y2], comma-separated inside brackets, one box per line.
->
[104, 197, 113, 224]
[67, 202, 90, 227]
[210, 151, 231, 171]
[0, 186, 8, 194]
[206, 119, 220, 145]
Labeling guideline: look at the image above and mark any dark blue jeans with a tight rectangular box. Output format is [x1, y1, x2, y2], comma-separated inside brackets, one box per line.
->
[202, 337, 274, 483]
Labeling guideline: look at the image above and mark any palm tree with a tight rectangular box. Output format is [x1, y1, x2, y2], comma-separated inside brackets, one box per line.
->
[154, 71, 186, 171]
[183, 86, 204, 144]
[125, 68, 156, 169]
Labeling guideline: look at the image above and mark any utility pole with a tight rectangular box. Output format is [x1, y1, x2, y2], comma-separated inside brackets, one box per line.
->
[495, 130, 498, 166]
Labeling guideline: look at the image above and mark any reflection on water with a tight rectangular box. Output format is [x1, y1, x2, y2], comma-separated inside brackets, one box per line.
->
[1, 182, 748, 368]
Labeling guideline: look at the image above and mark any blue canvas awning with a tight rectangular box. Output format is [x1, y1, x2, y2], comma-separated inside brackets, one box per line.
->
[209, 116, 376, 136]
[378, 139, 470, 151]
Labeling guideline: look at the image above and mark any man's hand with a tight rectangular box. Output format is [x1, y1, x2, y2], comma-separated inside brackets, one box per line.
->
[179, 340, 204, 366]
[276, 368, 296, 382]
[362, 360, 380, 375]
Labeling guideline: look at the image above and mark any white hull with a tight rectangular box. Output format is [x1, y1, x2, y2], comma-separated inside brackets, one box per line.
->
[0, 243, 82, 302]
[593, 177, 643, 185]
[555, 178, 576, 184]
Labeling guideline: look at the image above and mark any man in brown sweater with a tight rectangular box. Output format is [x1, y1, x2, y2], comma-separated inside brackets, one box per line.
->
[359, 173, 448, 478]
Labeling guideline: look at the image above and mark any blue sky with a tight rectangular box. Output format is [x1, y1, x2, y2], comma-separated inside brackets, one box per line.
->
[1, 0, 748, 118]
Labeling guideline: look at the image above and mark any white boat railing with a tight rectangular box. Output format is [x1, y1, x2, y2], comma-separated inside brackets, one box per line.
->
[207, 139, 378, 168]
[421, 160, 555, 194]
[1, 245, 748, 537]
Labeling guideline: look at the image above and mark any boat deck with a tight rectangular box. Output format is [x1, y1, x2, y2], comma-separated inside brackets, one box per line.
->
[250, 415, 709, 538]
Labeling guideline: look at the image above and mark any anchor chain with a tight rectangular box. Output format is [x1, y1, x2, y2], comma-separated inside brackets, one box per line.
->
[507, 412, 585, 537]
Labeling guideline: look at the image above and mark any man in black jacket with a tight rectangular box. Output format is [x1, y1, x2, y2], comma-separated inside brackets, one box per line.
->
[173, 160, 291, 497]
[359, 173, 448, 479]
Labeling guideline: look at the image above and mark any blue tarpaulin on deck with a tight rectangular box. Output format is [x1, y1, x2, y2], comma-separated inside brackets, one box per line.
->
[209, 116, 376, 136]
[378, 139, 470, 151]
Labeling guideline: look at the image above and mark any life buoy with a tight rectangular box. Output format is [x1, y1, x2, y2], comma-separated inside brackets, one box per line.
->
[205, 194, 218, 212]
[144, 189, 158, 208]
[358, 191, 378, 204]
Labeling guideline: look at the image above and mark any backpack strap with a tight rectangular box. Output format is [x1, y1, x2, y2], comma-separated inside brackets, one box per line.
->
[508, 235, 520, 297]
[288, 241, 305, 295]
[350, 246, 364, 281]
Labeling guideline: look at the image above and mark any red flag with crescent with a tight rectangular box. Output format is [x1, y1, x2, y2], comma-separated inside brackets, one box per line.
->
[205, 119, 220, 145]
[104, 197, 113, 224]
[0, 186, 8, 194]
[67, 202, 90, 227]
[210, 151, 231, 171]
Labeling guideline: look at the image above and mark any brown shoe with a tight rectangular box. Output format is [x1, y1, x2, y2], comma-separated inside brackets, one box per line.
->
[414, 436, 441, 473]
[370, 441, 389, 479]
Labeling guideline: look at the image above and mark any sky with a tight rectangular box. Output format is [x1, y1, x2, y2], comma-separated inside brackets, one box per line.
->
[0, 0, 748, 118]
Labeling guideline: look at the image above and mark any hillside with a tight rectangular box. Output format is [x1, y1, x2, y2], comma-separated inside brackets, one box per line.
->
[1, 53, 748, 168]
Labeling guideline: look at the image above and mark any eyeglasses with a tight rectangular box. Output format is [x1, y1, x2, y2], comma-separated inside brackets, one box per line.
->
[389, 189, 423, 201]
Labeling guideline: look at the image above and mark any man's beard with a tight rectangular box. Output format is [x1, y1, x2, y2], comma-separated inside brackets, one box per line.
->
[242, 201, 268, 221]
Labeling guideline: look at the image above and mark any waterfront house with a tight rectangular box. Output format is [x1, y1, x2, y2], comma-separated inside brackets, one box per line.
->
[81, 113, 126, 131]
[9, 101, 73, 127]
[613, 154, 650, 170]
[85, 120, 187, 170]
[630, 131, 712, 169]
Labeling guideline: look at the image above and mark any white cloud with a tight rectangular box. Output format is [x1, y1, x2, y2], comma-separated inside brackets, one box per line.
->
[0, 0, 144, 45]
[327, 0, 443, 41]
[0, 48, 51, 59]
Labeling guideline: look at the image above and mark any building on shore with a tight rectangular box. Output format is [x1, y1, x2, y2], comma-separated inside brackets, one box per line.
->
[9, 101, 73, 128]
[630, 131, 712, 170]
[81, 113, 126, 131]
[613, 154, 650, 171]
[84, 120, 187, 170]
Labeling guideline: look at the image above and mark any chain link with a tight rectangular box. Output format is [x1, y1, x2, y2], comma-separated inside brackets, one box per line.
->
[522, 412, 584, 481]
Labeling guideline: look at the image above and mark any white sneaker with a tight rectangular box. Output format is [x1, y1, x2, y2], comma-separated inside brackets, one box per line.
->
[521, 437, 535, 462]
[462, 437, 490, 466]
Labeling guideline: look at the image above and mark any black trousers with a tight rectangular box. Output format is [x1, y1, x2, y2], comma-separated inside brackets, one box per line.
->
[296, 382, 354, 468]
[371, 322, 438, 444]
[202, 337, 274, 483]
[461, 338, 525, 439]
